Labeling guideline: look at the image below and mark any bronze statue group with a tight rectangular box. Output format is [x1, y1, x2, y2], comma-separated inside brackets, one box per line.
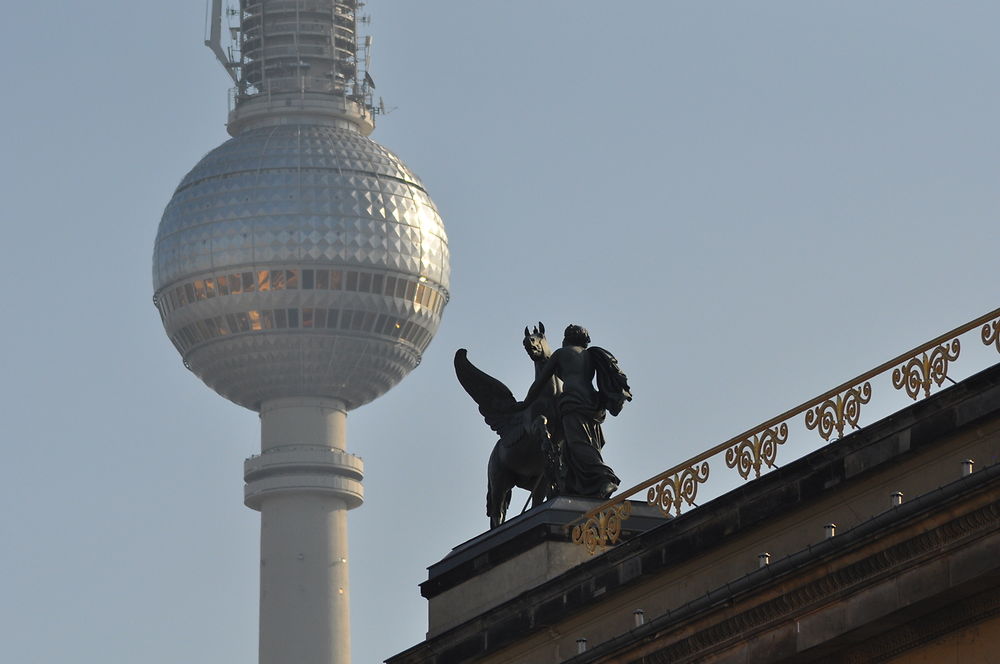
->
[455, 323, 632, 528]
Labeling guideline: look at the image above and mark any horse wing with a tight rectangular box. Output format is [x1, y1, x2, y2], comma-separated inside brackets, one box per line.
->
[454, 349, 521, 435]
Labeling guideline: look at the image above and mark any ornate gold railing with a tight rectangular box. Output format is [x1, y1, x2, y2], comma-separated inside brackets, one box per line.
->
[570, 307, 1000, 554]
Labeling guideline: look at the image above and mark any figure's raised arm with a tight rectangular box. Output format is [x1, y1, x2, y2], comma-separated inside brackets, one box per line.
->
[518, 350, 560, 408]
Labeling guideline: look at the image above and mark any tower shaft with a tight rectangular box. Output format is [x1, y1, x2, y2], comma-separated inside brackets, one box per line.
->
[244, 398, 364, 664]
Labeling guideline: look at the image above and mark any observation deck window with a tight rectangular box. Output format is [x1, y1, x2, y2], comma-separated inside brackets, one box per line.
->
[325, 309, 339, 328]
[160, 268, 448, 319]
[158, 303, 436, 357]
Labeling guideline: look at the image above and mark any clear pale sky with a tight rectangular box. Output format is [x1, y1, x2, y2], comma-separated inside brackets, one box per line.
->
[2, 2, 998, 662]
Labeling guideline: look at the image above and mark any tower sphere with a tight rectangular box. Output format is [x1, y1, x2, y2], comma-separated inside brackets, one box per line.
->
[153, 123, 450, 411]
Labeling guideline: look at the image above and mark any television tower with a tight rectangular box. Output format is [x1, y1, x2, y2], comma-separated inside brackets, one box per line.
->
[151, 2, 450, 662]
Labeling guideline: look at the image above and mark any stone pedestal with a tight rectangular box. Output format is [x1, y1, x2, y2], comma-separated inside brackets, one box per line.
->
[421, 497, 669, 636]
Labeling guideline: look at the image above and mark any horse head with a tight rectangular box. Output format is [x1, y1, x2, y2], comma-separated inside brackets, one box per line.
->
[523, 321, 552, 363]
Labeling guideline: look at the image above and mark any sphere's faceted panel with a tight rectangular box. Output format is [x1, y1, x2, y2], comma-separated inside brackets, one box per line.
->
[153, 125, 450, 411]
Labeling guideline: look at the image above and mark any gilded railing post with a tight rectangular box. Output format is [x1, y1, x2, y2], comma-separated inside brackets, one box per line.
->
[891, 340, 960, 400]
[983, 319, 1000, 353]
[571, 501, 632, 555]
[646, 462, 710, 517]
[725, 423, 788, 479]
[804, 382, 871, 441]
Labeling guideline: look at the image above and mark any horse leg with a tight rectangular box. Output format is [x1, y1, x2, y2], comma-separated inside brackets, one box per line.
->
[532, 414, 563, 500]
[529, 475, 548, 510]
[488, 482, 511, 528]
[487, 444, 512, 528]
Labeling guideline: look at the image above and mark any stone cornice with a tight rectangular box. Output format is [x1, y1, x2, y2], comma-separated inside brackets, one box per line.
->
[617, 490, 1000, 663]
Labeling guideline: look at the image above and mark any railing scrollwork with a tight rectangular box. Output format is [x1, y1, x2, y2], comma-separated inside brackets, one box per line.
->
[891, 339, 960, 400]
[571, 501, 632, 555]
[804, 382, 871, 441]
[983, 319, 1000, 353]
[567, 306, 1000, 553]
[726, 423, 788, 479]
[647, 462, 710, 516]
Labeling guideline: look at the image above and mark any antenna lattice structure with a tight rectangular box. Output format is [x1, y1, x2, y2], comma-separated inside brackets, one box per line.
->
[207, 0, 380, 135]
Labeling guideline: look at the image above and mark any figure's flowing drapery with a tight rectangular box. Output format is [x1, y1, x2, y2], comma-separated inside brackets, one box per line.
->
[554, 346, 630, 497]
[557, 390, 620, 496]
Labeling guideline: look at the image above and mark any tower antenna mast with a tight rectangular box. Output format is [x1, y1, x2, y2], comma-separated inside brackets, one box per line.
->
[205, 0, 239, 84]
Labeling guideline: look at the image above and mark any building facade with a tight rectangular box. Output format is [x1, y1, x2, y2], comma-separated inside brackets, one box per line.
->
[390, 362, 1000, 663]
